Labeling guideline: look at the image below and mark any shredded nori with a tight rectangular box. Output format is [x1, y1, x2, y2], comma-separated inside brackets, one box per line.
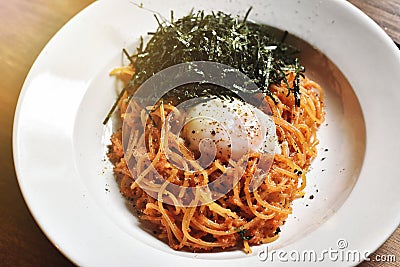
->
[274, 227, 281, 235]
[104, 8, 304, 124]
[237, 229, 253, 241]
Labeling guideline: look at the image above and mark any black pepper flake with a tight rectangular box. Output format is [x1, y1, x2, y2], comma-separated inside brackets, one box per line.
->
[321, 157, 326, 161]
[294, 169, 303, 175]
[274, 227, 281, 235]
[237, 229, 253, 240]
[309, 195, 314, 200]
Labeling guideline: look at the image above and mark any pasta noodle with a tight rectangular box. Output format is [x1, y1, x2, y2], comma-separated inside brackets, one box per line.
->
[108, 65, 325, 253]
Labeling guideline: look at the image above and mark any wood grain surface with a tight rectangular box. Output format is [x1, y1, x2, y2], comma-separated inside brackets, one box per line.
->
[349, 0, 400, 45]
[0, 1, 398, 266]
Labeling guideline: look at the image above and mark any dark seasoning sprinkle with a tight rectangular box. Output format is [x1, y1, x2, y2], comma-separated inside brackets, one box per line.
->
[104, 8, 306, 124]
[103, 7, 328, 233]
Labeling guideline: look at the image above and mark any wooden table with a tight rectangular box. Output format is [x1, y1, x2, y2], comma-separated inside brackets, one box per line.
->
[0, 0, 398, 266]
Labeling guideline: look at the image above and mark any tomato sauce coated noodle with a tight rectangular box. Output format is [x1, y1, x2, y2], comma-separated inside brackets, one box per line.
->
[108, 65, 324, 253]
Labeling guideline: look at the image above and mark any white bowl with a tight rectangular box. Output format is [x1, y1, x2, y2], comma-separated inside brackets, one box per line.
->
[13, 0, 400, 266]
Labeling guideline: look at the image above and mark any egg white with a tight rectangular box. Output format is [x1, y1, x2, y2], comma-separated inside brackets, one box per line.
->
[182, 97, 279, 162]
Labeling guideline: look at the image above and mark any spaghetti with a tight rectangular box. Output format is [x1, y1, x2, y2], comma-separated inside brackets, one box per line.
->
[108, 65, 324, 253]
[106, 10, 325, 253]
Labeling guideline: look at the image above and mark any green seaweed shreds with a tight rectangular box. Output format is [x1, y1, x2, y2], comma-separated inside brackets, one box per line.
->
[104, 8, 305, 124]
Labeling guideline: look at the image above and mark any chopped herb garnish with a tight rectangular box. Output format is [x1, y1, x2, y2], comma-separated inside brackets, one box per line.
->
[104, 9, 305, 124]
[274, 227, 281, 235]
[130, 9, 304, 100]
[237, 229, 253, 241]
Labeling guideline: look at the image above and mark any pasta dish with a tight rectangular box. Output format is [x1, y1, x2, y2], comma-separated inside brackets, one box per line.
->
[106, 9, 324, 253]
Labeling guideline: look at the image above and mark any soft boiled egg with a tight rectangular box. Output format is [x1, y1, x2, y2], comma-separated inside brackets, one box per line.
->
[181, 97, 279, 162]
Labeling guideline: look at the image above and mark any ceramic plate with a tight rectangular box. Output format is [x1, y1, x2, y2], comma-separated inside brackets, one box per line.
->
[13, 0, 400, 266]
